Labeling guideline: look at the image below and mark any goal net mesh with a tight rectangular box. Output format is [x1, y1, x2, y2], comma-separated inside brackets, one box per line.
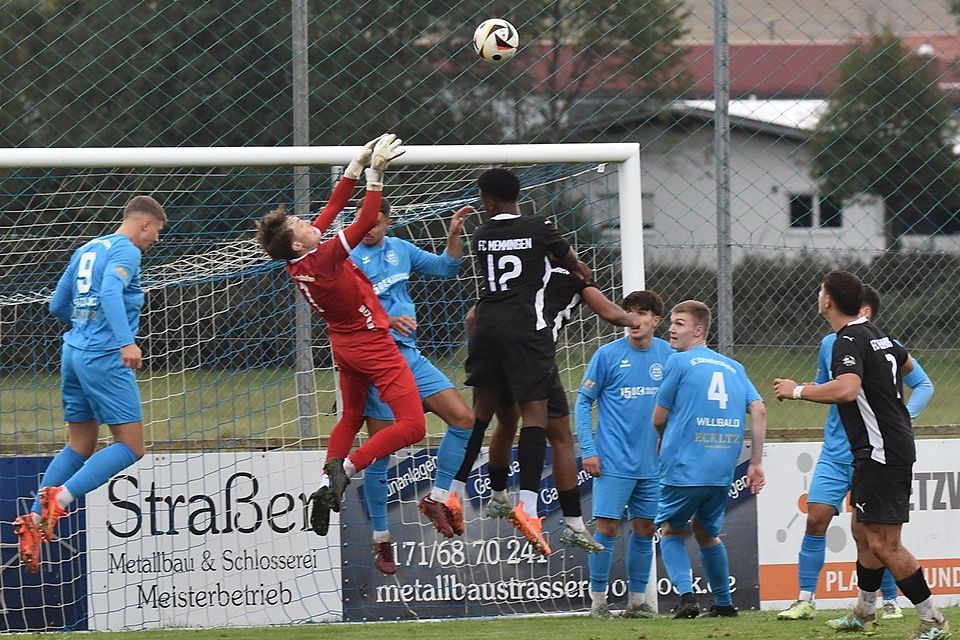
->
[0, 158, 632, 629]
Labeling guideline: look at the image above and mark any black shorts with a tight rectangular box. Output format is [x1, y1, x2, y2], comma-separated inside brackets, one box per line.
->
[465, 325, 555, 403]
[499, 367, 569, 418]
[851, 458, 912, 524]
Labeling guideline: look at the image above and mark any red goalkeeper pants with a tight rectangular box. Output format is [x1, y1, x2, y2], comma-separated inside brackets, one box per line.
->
[327, 329, 425, 470]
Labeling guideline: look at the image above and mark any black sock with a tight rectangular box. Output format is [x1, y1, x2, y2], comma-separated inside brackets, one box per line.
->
[558, 487, 581, 518]
[856, 560, 885, 593]
[489, 465, 509, 492]
[517, 426, 547, 492]
[896, 568, 932, 605]
[455, 419, 488, 483]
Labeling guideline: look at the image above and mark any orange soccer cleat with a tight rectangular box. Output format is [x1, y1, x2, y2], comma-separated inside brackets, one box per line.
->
[508, 504, 552, 557]
[38, 486, 69, 542]
[14, 513, 43, 574]
[444, 492, 465, 536]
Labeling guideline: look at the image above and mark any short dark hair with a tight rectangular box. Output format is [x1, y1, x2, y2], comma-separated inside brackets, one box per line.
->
[862, 284, 881, 320]
[379, 197, 392, 217]
[672, 300, 712, 335]
[256, 206, 298, 261]
[478, 168, 521, 202]
[822, 270, 863, 316]
[125, 195, 166, 223]
[622, 290, 663, 317]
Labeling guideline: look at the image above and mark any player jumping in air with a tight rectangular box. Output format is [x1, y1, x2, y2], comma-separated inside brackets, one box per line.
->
[15, 196, 167, 573]
[464, 168, 589, 556]
[255, 134, 422, 537]
[350, 200, 474, 574]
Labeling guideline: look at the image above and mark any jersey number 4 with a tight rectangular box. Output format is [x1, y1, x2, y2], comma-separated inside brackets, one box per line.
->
[708, 371, 729, 409]
[486, 254, 522, 292]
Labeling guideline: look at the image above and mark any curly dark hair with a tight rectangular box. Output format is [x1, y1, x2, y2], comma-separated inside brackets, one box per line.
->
[256, 206, 298, 261]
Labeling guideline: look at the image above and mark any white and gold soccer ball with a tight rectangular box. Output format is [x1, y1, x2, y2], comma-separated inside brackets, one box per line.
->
[472, 18, 519, 63]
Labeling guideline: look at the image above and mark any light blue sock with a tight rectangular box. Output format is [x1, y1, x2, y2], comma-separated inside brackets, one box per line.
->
[588, 531, 618, 593]
[880, 569, 899, 602]
[660, 534, 693, 594]
[700, 542, 732, 606]
[32, 446, 87, 515]
[628, 532, 655, 593]
[364, 456, 390, 532]
[798, 533, 826, 594]
[433, 426, 471, 491]
[63, 442, 138, 499]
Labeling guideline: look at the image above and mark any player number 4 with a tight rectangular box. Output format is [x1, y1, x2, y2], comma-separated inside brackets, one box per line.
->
[707, 371, 728, 409]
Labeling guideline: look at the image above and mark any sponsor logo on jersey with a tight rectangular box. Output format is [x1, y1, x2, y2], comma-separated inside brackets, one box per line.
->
[842, 355, 856, 367]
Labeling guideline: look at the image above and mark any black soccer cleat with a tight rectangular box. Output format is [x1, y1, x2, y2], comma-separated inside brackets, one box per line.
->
[673, 593, 700, 619]
[704, 604, 738, 617]
[309, 486, 339, 536]
[324, 457, 351, 513]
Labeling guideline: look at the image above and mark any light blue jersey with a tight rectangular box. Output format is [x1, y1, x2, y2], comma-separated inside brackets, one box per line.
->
[576, 336, 673, 479]
[50, 233, 143, 351]
[656, 345, 762, 487]
[351, 236, 461, 348]
[816, 334, 852, 463]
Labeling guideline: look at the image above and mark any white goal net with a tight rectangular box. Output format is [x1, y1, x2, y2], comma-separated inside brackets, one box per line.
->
[0, 144, 644, 630]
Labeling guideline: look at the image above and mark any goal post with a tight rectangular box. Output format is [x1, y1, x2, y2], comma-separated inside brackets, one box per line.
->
[0, 143, 646, 630]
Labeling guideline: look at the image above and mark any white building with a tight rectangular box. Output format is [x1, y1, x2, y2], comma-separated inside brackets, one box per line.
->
[588, 99, 960, 267]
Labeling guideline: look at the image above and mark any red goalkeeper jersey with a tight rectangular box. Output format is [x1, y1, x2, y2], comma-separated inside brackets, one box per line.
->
[286, 233, 389, 334]
[285, 177, 388, 335]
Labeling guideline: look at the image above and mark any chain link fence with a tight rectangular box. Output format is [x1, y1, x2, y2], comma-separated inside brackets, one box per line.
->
[2, 0, 959, 446]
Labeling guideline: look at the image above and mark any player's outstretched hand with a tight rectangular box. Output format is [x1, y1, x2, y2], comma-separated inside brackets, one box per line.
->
[747, 462, 765, 494]
[773, 377, 798, 401]
[344, 136, 382, 179]
[371, 133, 405, 171]
[449, 206, 473, 236]
[574, 260, 592, 283]
[625, 311, 643, 329]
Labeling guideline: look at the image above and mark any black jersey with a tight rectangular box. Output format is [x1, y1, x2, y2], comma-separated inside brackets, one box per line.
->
[542, 267, 594, 341]
[832, 317, 915, 466]
[472, 213, 570, 330]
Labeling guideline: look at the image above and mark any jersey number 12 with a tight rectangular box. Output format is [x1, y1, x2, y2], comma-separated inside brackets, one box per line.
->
[486, 254, 522, 292]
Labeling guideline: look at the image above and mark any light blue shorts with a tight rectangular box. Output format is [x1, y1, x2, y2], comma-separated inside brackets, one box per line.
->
[655, 484, 728, 538]
[61, 343, 142, 425]
[807, 456, 854, 515]
[592, 475, 659, 521]
[364, 344, 454, 420]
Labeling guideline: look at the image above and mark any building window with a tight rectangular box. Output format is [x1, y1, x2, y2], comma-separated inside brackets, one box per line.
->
[789, 194, 814, 228]
[819, 196, 843, 227]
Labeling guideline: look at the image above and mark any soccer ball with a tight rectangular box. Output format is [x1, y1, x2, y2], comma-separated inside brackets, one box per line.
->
[472, 19, 519, 63]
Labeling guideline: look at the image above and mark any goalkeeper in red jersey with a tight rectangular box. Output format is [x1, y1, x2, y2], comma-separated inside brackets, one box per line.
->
[256, 134, 424, 535]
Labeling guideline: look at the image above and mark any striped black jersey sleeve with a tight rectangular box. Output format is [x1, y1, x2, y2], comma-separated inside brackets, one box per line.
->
[472, 214, 571, 330]
[542, 267, 595, 342]
[831, 317, 915, 465]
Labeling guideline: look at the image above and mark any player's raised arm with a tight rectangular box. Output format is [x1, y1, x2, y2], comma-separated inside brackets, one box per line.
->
[581, 286, 642, 328]
[341, 134, 405, 248]
[312, 136, 381, 232]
